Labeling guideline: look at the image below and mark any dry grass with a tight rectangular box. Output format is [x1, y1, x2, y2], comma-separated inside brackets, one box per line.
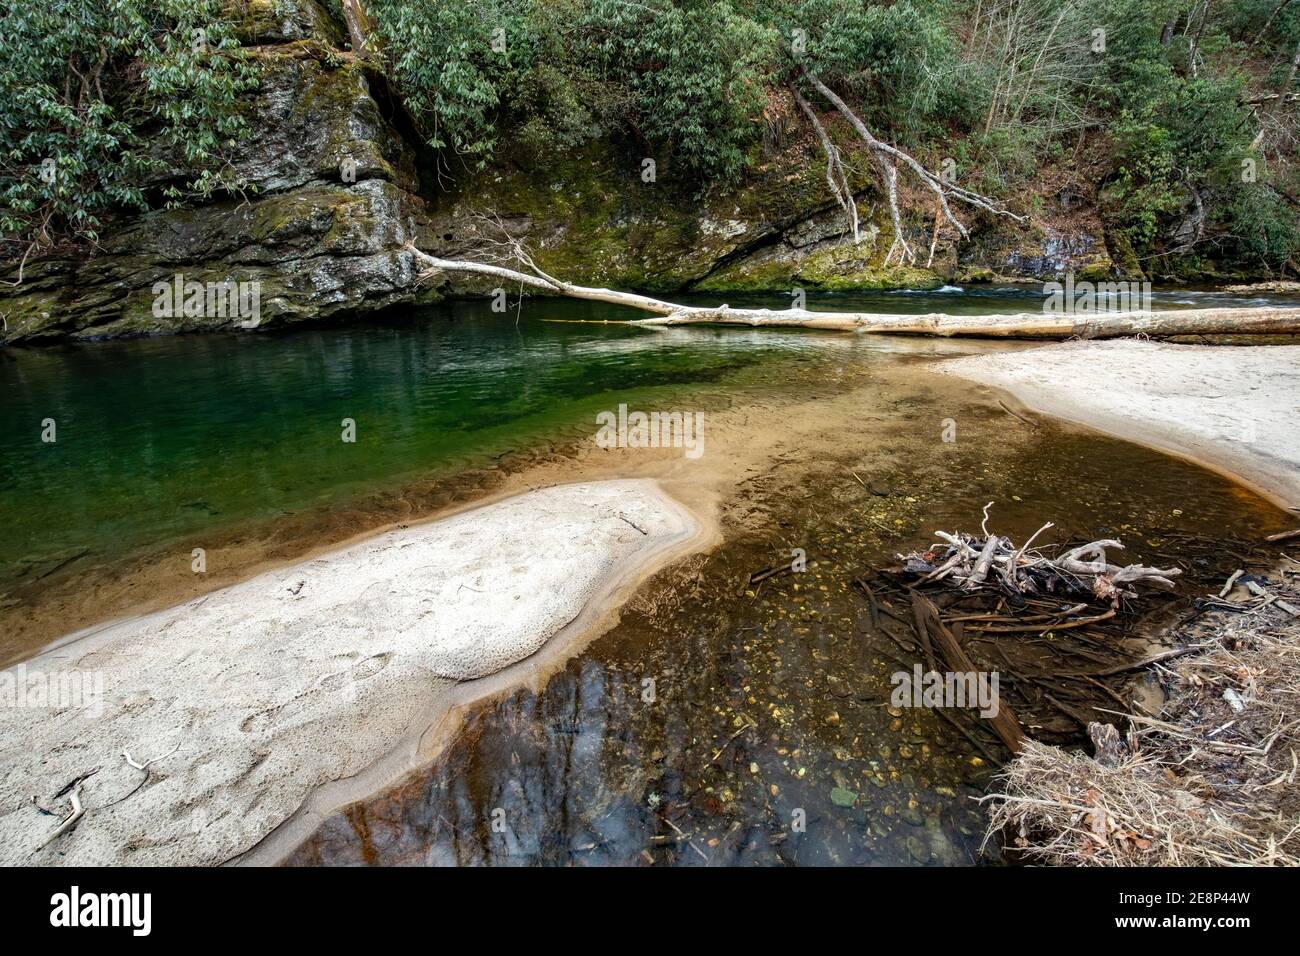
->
[983, 577, 1300, 866]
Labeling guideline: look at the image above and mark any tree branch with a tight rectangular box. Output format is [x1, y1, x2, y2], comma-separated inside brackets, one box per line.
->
[800, 68, 1027, 241]
[792, 88, 860, 245]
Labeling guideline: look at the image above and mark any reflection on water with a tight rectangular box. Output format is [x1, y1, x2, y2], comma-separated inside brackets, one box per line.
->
[0, 301, 849, 578]
[5, 288, 1295, 864]
[6, 286, 1297, 580]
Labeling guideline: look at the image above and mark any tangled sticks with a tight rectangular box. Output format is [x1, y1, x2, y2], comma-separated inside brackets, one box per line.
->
[899, 508, 1182, 606]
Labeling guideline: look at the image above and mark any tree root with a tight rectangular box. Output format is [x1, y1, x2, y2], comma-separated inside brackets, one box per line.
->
[792, 88, 860, 245]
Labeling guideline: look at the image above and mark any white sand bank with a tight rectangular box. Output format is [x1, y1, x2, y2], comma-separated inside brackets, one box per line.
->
[0, 479, 698, 865]
[938, 340, 1300, 511]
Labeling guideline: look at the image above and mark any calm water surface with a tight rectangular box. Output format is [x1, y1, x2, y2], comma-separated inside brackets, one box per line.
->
[1, 298, 814, 577]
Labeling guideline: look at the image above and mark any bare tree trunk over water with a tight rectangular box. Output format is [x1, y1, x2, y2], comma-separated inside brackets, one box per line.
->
[406, 244, 1300, 341]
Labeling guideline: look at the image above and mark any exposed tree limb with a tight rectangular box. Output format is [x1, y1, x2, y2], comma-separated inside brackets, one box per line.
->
[406, 243, 1300, 340]
[926, 202, 944, 268]
[801, 69, 970, 240]
[340, 0, 376, 59]
[792, 88, 860, 245]
[409, 245, 680, 315]
[799, 69, 1026, 241]
[879, 157, 913, 265]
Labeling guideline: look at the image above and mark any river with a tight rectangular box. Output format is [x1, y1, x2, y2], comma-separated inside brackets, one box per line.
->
[2, 285, 1295, 864]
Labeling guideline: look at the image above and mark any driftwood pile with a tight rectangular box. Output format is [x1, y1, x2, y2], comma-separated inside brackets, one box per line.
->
[853, 567, 1164, 761]
[862, 514, 1300, 865]
[898, 508, 1182, 606]
[984, 574, 1300, 866]
[850, 510, 1203, 763]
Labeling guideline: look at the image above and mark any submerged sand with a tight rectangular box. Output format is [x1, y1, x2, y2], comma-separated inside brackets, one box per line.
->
[0, 479, 699, 866]
[938, 339, 1300, 511]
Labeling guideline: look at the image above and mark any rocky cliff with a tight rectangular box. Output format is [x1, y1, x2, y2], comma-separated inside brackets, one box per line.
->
[0, 2, 438, 343]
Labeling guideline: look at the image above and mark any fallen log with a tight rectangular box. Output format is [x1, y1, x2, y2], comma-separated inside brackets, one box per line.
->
[911, 593, 1025, 753]
[633, 305, 1300, 339]
[406, 245, 1300, 341]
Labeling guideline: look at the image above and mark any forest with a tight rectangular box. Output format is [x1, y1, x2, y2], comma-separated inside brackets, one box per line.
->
[4, 0, 1300, 282]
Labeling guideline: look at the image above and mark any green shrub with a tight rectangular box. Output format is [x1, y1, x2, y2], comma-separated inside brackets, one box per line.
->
[0, 0, 257, 253]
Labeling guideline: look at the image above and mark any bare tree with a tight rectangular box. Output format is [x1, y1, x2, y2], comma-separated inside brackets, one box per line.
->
[972, 0, 1098, 137]
[795, 68, 1024, 258]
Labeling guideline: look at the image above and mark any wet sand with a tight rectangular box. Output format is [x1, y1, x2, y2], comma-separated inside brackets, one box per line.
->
[2, 481, 707, 866]
[938, 340, 1300, 511]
